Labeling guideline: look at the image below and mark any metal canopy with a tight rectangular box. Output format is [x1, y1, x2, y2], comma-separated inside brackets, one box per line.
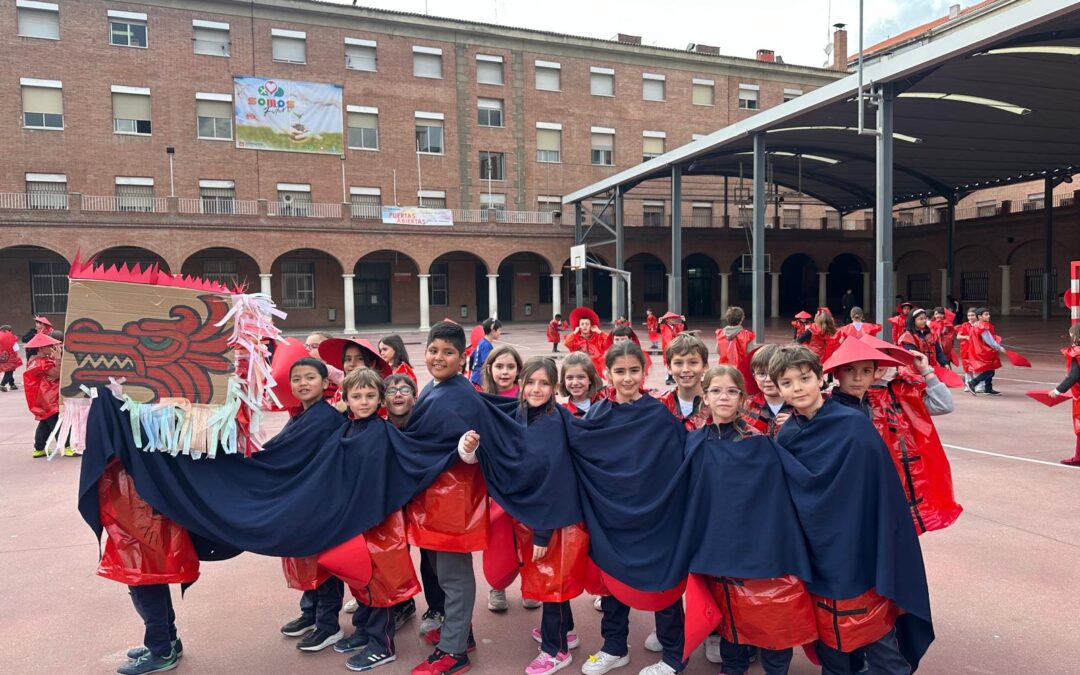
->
[563, 0, 1080, 212]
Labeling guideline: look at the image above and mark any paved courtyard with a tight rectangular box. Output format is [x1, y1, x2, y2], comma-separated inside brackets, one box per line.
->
[0, 317, 1077, 674]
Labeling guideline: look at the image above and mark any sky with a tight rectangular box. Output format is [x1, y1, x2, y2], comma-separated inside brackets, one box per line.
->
[321, 0, 966, 68]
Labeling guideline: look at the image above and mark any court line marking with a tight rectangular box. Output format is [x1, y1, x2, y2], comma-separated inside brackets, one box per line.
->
[943, 443, 1076, 469]
[994, 377, 1058, 385]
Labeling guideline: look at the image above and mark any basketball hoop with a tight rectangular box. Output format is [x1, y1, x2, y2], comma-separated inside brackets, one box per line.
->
[570, 244, 587, 271]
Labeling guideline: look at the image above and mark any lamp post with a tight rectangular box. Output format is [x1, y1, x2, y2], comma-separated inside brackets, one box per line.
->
[166, 146, 175, 197]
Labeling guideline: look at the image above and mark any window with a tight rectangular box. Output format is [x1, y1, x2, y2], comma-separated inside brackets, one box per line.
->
[109, 10, 147, 47]
[30, 261, 68, 314]
[960, 271, 989, 301]
[642, 202, 665, 227]
[537, 195, 561, 213]
[591, 128, 614, 166]
[480, 193, 506, 211]
[418, 190, 446, 208]
[535, 60, 561, 91]
[115, 178, 154, 212]
[738, 84, 759, 110]
[737, 204, 752, 227]
[1024, 192, 1045, 211]
[277, 184, 311, 216]
[429, 263, 448, 306]
[907, 273, 931, 301]
[477, 55, 504, 85]
[199, 180, 235, 214]
[826, 209, 841, 229]
[692, 78, 714, 106]
[202, 260, 238, 287]
[347, 107, 379, 150]
[25, 173, 67, 209]
[782, 205, 801, 228]
[350, 187, 381, 218]
[271, 28, 306, 64]
[112, 86, 152, 135]
[590, 201, 612, 226]
[477, 98, 503, 127]
[1024, 268, 1058, 301]
[415, 113, 444, 154]
[479, 151, 505, 181]
[281, 261, 315, 309]
[17, 1, 59, 39]
[413, 46, 443, 78]
[536, 123, 561, 163]
[692, 203, 712, 227]
[783, 88, 803, 103]
[642, 132, 665, 161]
[590, 67, 614, 96]
[21, 78, 63, 129]
[976, 200, 998, 217]
[196, 94, 232, 140]
[642, 73, 665, 101]
[193, 20, 229, 56]
[345, 38, 376, 71]
[644, 263, 665, 301]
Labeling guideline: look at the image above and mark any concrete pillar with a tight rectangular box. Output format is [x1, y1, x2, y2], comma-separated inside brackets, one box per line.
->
[418, 274, 431, 331]
[1000, 265, 1011, 316]
[611, 273, 620, 324]
[817, 271, 828, 309]
[259, 273, 272, 298]
[718, 272, 731, 315]
[550, 274, 562, 318]
[939, 268, 948, 307]
[342, 274, 356, 334]
[862, 271, 872, 315]
[770, 272, 781, 318]
[487, 274, 499, 320]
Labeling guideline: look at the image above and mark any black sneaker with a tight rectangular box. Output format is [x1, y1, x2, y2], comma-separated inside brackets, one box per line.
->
[985, 389, 1002, 396]
[281, 614, 316, 637]
[393, 599, 417, 630]
[297, 627, 344, 652]
[117, 647, 178, 675]
[418, 608, 445, 636]
[127, 639, 183, 660]
[346, 645, 397, 672]
[334, 630, 370, 654]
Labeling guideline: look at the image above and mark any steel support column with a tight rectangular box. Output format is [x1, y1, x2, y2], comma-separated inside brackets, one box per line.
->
[875, 86, 895, 339]
[574, 202, 584, 308]
[1043, 177, 1053, 320]
[945, 195, 956, 304]
[752, 134, 766, 338]
[670, 166, 683, 314]
[615, 186, 626, 318]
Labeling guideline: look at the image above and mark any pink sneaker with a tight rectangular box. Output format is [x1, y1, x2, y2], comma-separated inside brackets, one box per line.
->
[530, 627, 580, 649]
[524, 650, 572, 674]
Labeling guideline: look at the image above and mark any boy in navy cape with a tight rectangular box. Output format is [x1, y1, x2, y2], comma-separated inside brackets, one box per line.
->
[769, 346, 934, 673]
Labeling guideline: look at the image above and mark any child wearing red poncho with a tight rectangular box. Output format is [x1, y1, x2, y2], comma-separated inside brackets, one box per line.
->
[22, 331, 62, 458]
[0, 324, 21, 391]
[1050, 324, 1080, 466]
[714, 306, 755, 366]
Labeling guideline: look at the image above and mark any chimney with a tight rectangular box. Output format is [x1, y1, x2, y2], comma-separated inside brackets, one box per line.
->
[756, 49, 775, 62]
[616, 33, 641, 45]
[832, 23, 848, 71]
[949, 4, 961, 19]
[694, 43, 720, 55]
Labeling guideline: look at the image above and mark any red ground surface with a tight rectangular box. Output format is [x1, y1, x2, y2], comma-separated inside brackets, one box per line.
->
[1, 317, 1078, 674]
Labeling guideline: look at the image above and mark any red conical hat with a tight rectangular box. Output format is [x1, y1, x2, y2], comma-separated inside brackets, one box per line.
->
[33, 316, 53, 327]
[318, 337, 391, 377]
[569, 307, 601, 327]
[659, 311, 683, 321]
[24, 332, 61, 349]
[822, 335, 901, 372]
[269, 337, 312, 408]
[794, 311, 813, 320]
[857, 333, 916, 367]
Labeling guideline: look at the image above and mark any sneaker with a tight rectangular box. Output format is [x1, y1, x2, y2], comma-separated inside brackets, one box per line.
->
[424, 628, 476, 652]
[394, 599, 417, 629]
[526, 650, 572, 674]
[1060, 457, 1080, 467]
[64, 446, 74, 457]
[412, 648, 471, 675]
[643, 632, 662, 653]
[127, 639, 183, 661]
[32, 448, 46, 458]
[8, 383, 17, 390]
[297, 627, 344, 652]
[523, 598, 543, 609]
[117, 648, 178, 675]
[488, 589, 509, 612]
[419, 609, 445, 636]
[703, 634, 721, 664]
[580, 651, 629, 675]
[345, 599, 359, 614]
[593, 596, 603, 612]
[346, 646, 397, 672]
[334, 630, 370, 654]
[280, 614, 316, 637]
[531, 627, 581, 649]
[0, 384, 7, 391]
[985, 389, 1002, 396]
[636, 663, 676, 675]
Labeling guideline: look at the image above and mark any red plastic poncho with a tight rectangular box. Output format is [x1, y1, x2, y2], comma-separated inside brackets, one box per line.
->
[546, 319, 568, 344]
[97, 461, 200, 586]
[887, 314, 907, 343]
[564, 329, 611, 376]
[955, 322, 977, 372]
[1064, 346, 1080, 435]
[715, 328, 756, 366]
[22, 355, 59, 420]
[966, 321, 1002, 373]
[805, 325, 840, 362]
[281, 555, 330, 591]
[514, 521, 590, 603]
[929, 319, 956, 364]
[812, 588, 899, 652]
[867, 377, 963, 534]
[0, 332, 21, 374]
[897, 329, 938, 364]
[392, 361, 418, 386]
[837, 322, 882, 344]
[708, 575, 817, 651]
[349, 511, 420, 607]
[406, 462, 490, 552]
[646, 314, 660, 344]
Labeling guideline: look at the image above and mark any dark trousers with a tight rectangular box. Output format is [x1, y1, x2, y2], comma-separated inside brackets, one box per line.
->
[352, 603, 396, 653]
[970, 369, 996, 390]
[1, 370, 14, 387]
[816, 629, 910, 675]
[128, 584, 176, 658]
[34, 413, 58, 451]
[719, 639, 792, 675]
[539, 600, 575, 656]
[420, 548, 445, 613]
[600, 595, 686, 671]
[299, 576, 345, 633]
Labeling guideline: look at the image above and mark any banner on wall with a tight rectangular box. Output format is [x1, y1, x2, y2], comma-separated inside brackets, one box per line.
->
[381, 206, 455, 226]
[234, 77, 343, 154]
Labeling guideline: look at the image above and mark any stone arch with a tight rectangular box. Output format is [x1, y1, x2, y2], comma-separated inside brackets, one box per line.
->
[353, 250, 421, 326]
[779, 253, 818, 314]
[0, 245, 72, 328]
[270, 248, 345, 330]
[181, 247, 261, 292]
[683, 253, 719, 317]
[827, 252, 864, 313]
[627, 252, 667, 321]
[91, 246, 171, 273]
[497, 252, 553, 321]
[430, 251, 490, 322]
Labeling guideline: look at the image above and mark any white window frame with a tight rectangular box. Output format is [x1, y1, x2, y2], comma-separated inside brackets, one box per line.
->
[195, 92, 233, 141]
[535, 60, 561, 92]
[590, 67, 615, 97]
[738, 83, 760, 110]
[783, 88, 803, 103]
[478, 151, 505, 182]
[199, 179, 236, 214]
[111, 85, 152, 136]
[17, 1, 59, 40]
[192, 20, 230, 57]
[346, 105, 379, 151]
[536, 122, 562, 163]
[591, 126, 614, 166]
[476, 54, 504, 86]
[642, 200, 665, 227]
[418, 189, 446, 209]
[413, 46, 443, 79]
[692, 78, 715, 106]
[415, 112, 445, 155]
[345, 37, 377, 72]
[642, 73, 665, 102]
[20, 78, 63, 130]
[642, 130, 665, 161]
[25, 172, 68, 210]
[271, 28, 307, 64]
[480, 192, 506, 211]
[350, 186, 381, 218]
[108, 10, 147, 48]
[537, 195, 561, 213]
[477, 98, 503, 128]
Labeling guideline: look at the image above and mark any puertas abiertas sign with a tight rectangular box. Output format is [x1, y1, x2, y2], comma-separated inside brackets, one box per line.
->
[234, 77, 343, 154]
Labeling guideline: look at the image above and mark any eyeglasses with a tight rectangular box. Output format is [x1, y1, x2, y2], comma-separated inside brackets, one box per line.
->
[752, 371, 770, 379]
[705, 387, 743, 399]
[385, 387, 414, 396]
[304, 342, 321, 350]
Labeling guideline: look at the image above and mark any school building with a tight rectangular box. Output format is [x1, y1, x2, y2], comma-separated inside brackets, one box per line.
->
[1, 0, 1076, 333]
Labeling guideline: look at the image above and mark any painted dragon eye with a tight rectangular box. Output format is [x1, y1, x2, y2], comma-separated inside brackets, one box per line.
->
[139, 335, 175, 352]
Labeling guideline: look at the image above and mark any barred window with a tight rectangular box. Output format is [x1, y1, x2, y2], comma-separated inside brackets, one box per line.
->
[642, 203, 664, 227]
[116, 183, 154, 212]
[200, 186, 235, 214]
[202, 260, 238, 288]
[691, 205, 712, 228]
[280, 261, 315, 309]
[961, 271, 989, 301]
[429, 263, 448, 306]
[1024, 268, 1058, 301]
[350, 191, 381, 218]
[30, 261, 68, 315]
[26, 178, 68, 210]
[907, 273, 930, 302]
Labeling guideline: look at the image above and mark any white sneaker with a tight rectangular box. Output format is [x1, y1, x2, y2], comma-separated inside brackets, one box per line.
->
[593, 596, 604, 612]
[581, 651, 630, 674]
[344, 599, 359, 614]
[643, 632, 662, 653]
[523, 598, 543, 609]
[704, 634, 722, 664]
[488, 589, 509, 612]
[637, 663, 676, 675]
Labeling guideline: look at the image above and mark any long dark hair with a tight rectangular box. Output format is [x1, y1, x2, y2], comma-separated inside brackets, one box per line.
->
[519, 356, 559, 414]
[379, 334, 410, 367]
